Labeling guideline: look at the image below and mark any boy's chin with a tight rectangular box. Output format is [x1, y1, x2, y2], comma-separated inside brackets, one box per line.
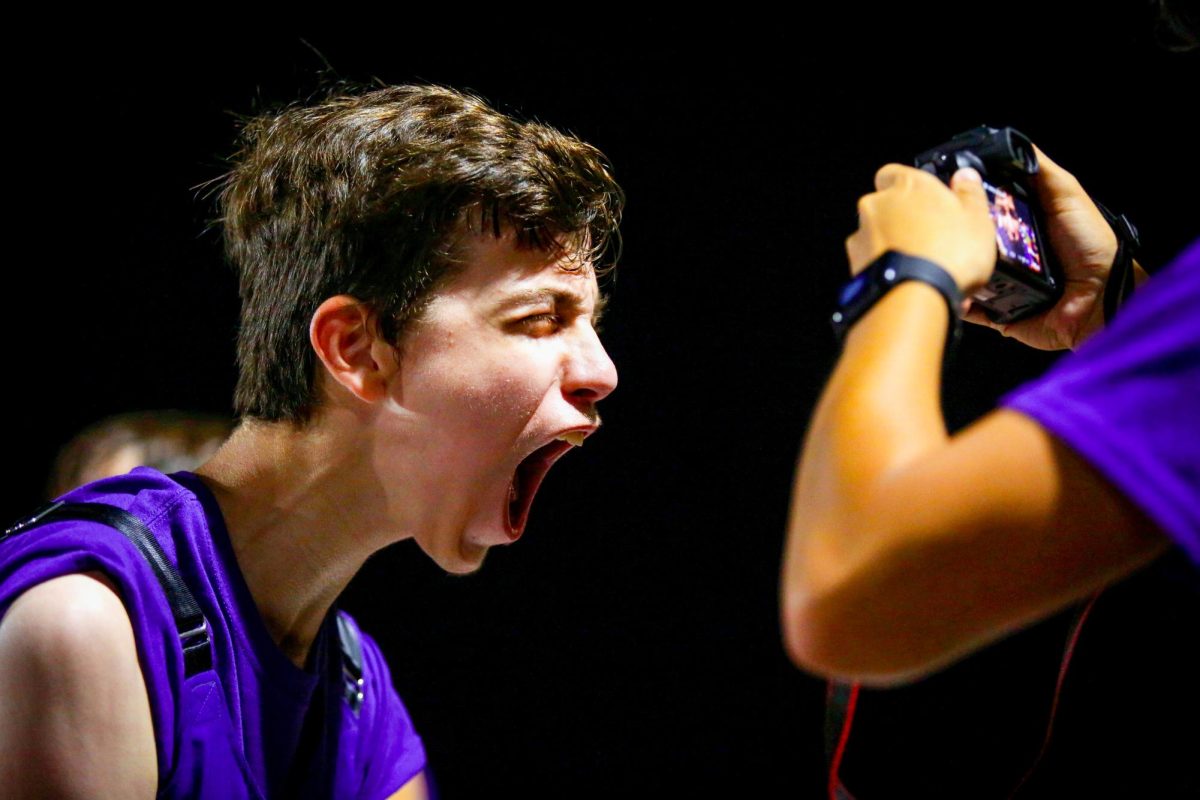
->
[423, 538, 491, 576]
[414, 516, 510, 575]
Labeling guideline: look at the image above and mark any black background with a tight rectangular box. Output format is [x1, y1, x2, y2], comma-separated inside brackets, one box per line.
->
[6, 10, 1198, 797]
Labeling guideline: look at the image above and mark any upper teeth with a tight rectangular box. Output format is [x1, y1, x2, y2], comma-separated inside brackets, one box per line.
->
[556, 431, 586, 446]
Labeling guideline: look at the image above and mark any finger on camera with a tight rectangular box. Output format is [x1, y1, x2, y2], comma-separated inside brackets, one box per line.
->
[1031, 144, 1085, 204]
[873, 163, 915, 191]
[962, 306, 990, 327]
[950, 167, 988, 213]
[963, 304, 1001, 330]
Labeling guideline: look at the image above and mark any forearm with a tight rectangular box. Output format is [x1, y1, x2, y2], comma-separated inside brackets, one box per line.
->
[783, 282, 951, 675]
[820, 283, 949, 482]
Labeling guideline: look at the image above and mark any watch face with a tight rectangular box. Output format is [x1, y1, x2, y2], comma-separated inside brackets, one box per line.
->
[839, 272, 871, 306]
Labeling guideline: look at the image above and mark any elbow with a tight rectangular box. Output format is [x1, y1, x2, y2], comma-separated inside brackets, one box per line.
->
[783, 514, 965, 686]
[781, 538, 894, 684]
[781, 594, 837, 678]
[781, 585, 942, 688]
[782, 523, 865, 681]
[781, 586, 863, 682]
[781, 592, 866, 683]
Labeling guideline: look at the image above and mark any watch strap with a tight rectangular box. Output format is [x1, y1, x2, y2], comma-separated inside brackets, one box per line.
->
[832, 251, 963, 345]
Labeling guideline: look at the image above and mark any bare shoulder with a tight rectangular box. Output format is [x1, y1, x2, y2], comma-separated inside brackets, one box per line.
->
[388, 772, 430, 800]
[0, 573, 146, 679]
[0, 572, 157, 798]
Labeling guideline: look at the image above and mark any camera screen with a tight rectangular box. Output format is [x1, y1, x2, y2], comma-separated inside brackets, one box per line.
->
[984, 181, 1044, 274]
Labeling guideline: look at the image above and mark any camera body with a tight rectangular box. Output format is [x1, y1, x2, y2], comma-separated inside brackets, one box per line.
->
[914, 126, 1062, 324]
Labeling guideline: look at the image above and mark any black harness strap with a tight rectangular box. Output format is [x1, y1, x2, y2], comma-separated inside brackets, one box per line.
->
[284, 610, 367, 797]
[6, 499, 367, 708]
[336, 611, 365, 716]
[5, 500, 213, 676]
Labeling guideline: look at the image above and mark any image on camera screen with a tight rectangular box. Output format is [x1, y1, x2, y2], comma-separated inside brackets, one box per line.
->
[985, 181, 1043, 274]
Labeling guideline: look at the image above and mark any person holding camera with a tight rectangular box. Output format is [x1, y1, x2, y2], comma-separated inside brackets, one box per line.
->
[780, 146, 1197, 686]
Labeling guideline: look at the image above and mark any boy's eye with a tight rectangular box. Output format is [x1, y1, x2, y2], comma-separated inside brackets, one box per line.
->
[518, 313, 560, 335]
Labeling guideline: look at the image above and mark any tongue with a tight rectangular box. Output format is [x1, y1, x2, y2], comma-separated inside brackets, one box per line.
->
[508, 480, 521, 530]
[507, 455, 539, 537]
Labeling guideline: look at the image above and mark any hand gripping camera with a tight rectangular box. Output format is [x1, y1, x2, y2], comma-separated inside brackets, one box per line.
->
[914, 126, 1063, 324]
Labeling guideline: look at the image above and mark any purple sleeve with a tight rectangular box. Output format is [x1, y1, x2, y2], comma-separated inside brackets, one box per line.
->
[1002, 239, 1200, 563]
[352, 625, 427, 799]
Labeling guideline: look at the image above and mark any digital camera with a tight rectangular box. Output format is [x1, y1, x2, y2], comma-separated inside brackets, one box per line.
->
[914, 126, 1062, 324]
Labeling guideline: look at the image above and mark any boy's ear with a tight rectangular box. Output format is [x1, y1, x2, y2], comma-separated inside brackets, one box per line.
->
[309, 296, 398, 404]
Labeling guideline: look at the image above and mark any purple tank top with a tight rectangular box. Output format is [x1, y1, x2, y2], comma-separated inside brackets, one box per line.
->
[0, 467, 425, 798]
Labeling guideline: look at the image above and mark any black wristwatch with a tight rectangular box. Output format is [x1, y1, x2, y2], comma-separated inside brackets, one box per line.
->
[831, 251, 964, 345]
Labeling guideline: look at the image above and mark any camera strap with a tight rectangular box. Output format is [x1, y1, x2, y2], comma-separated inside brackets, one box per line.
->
[1096, 203, 1140, 325]
[824, 680, 860, 800]
[823, 591, 1102, 800]
[1007, 591, 1101, 797]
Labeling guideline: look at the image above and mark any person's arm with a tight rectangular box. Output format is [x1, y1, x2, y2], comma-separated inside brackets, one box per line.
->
[780, 165, 1167, 686]
[0, 573, 157, 798]
[388, 772, 430, 800]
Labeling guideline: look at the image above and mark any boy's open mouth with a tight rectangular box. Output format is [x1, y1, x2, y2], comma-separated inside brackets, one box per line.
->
[504, 431, 587, 539]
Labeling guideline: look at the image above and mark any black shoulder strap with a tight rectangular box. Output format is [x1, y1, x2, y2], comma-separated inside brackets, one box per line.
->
[4, 500, 213, 677]
[336, 611, 365, 716]
[283, 610, 368, 797]
[6, 500, 364, 707]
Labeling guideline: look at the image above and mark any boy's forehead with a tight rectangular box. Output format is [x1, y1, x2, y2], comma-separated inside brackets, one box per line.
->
[445, 231, 599, 301]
